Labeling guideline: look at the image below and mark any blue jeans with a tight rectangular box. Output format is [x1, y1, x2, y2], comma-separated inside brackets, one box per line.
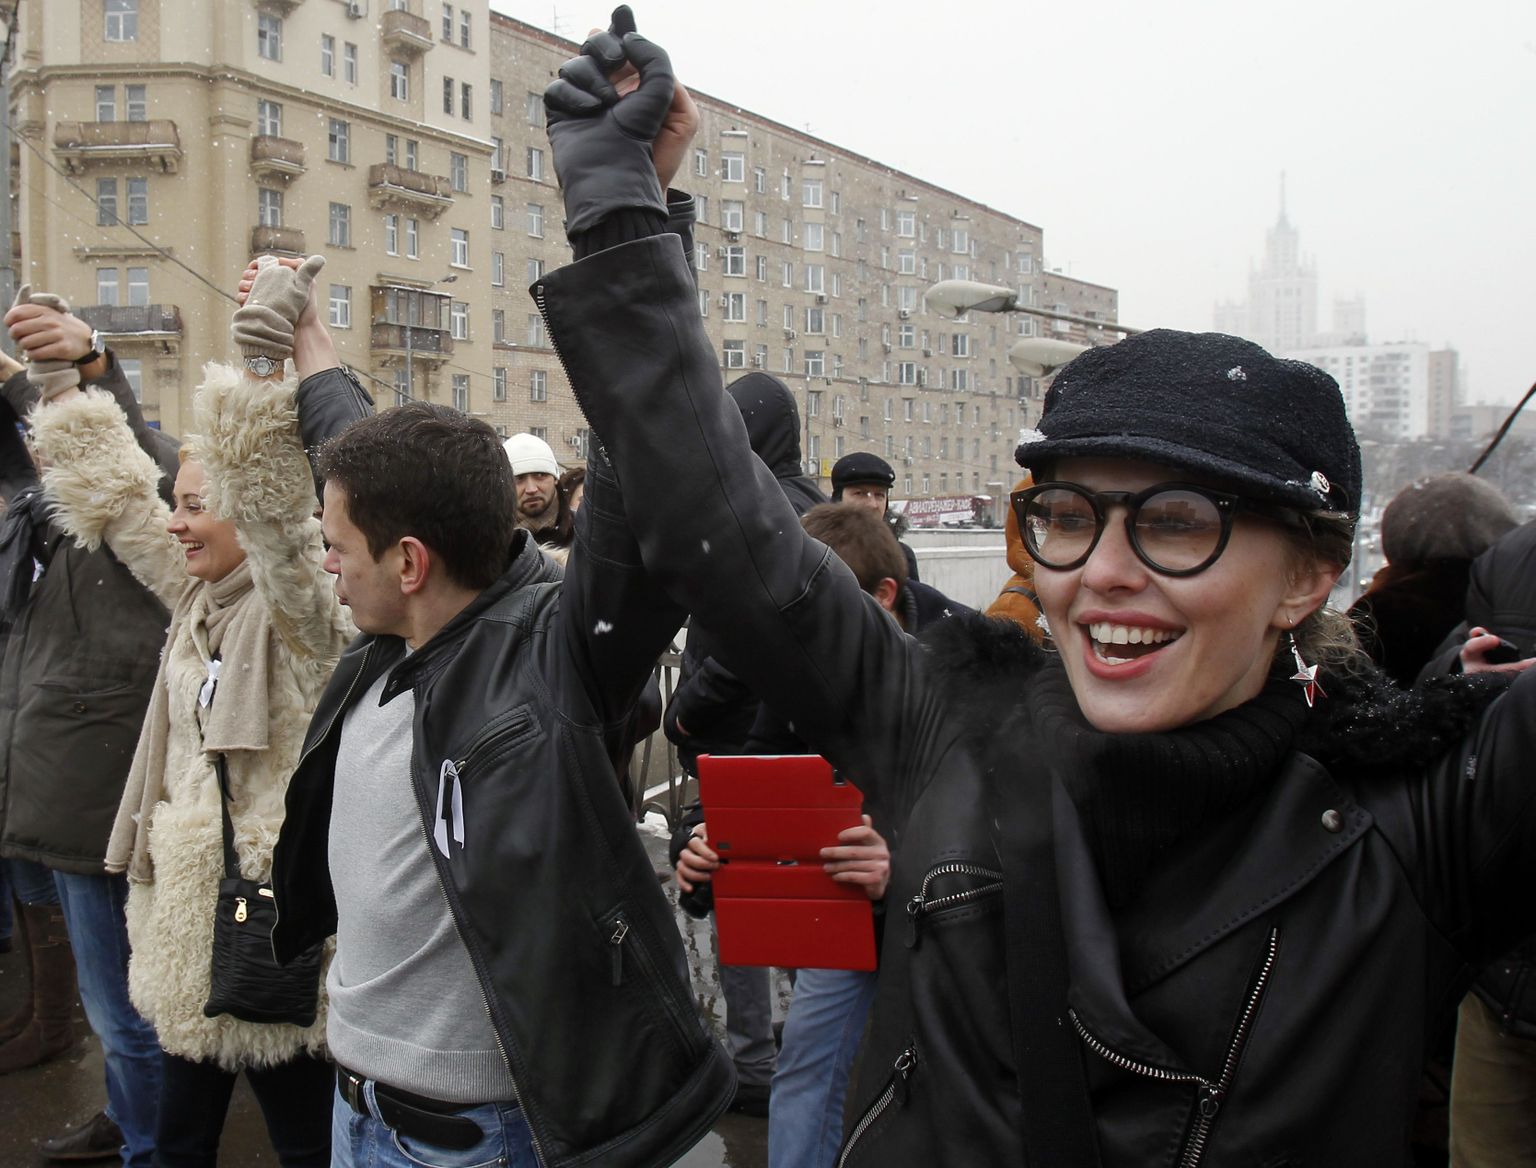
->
[768, 967, 879, 1168]
[6, 856, 60, 905]
[331, 1084, 538, 1168]
[52, 870, 161, 1168]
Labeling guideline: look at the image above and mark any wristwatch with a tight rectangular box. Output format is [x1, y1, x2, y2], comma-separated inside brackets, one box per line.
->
[73, 328, 103, 367]
[244, 354, 281, 378]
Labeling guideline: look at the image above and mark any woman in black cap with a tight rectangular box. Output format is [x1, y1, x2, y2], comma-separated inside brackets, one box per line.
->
[537, 37, 1536, 1165]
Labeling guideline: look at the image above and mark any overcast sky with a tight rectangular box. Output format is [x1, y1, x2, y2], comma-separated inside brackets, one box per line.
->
[492, 0, 1535, 406]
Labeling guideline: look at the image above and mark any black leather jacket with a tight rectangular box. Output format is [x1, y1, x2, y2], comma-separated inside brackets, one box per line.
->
[270, 450, 733, 1168]
[537, 234, 1536, 1167]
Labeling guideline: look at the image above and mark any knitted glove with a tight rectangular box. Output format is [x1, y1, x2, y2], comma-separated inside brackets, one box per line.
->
[544, 7, 672, 239]
[10, 284, 80, 403]
[230, 254, 325, 361]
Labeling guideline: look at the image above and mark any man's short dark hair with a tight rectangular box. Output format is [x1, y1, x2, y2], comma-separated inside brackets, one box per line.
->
[319, 403, 517, 592]
[802, 503, 906, 597]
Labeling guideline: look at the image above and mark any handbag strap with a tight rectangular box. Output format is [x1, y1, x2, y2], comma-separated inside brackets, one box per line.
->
[996, 766, 1102, 1167]
[214, 753, 240, 881]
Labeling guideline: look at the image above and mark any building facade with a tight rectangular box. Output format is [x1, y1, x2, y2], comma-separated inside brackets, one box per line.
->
[9, 1, 1118, 497]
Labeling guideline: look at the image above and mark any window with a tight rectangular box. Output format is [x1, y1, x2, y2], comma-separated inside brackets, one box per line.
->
[525, 91, 543, 127]
[327, 202, 351, 247]
[450, 301, 469, 341]
[490, 252, 504, 287]
[830, 231, 841, 258]
[526, 257, 544, 284]
[952, 227, 970, 254]
[831, 191, 840, 215]
[458, 8, 471, 48]
[329, 284, 351, 328]
[698, 289, 709, 318]
[723, 340, 745, 368]
[898, 363, 918, 387]
[527, 315, 546, 347]
[696, 195, 708, 225]
[123, 83, 147, 123]
[390, 60, 409, 101]
[755, 299, 768, 324]
[782, 262, 793, 288]
[443, 77, 455, 115]
[722, 246, 745, 277]
[96, 268, 119, 306]
[404, 139, 418, 170]
[753, 166, 767, 194]
[753, 210, 767, 237]
[804, 264, 825, 295]
[805, 306, 825, 334]
[104, 0, 138, 42]
[490, 195, 504, 230]
[442, 2, 454, 40]
[487, 78, 503, 115]
[723, 292, 746, 321]
[257, 99, 282, 137]
[950, 368, 969, 391]
[461, 82, 472, 120]
[951, 333, 970, 357]
[898, 322, 915, 348]
[126, 177, 148, 224]
[899, 285, 919, 311]
[721, 200, 744, 233]
[257, 187, 282, 228]
[450, 152, 468, 192]
[802, 179, 823, 208]
[452, 374, 469, 413]
[493, 367, 507, 401]
[492, 310, 505, 343]
[321, 34, 335, 76]
[343, 42, 358, 84]
[722, 152, 744, 183]
[490, 137, 504, 178]
[805, 352, 825, 377]
[755, 255, 767, 281]
[781, 218, 793, 245]
[896, 210, 915, 238]
[257, 13, 283, 61]
[526, 148, 544, 181]
[327, 119, 350, 163]
[451, 227, 469, 267]
[384, 214, 399, 255]
[694, 148, 708, 178]
[95, 86, 116, 122]
[530, 370, 548, 401]
[804, 223, 824, 252]
[526, 203, 544, 237]
[899, 250, 916, 275]
[126, 267, 148, 306]
[1017, 251, 1033, 275]
[781, 172, 791, 199]
[405, 217, 419, 258]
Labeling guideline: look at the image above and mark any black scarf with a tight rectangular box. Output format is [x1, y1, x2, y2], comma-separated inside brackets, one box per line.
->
[1029, 664, 1315, 908]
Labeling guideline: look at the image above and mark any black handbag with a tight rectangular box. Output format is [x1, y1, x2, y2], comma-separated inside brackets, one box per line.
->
[203, 754, 324, 1027]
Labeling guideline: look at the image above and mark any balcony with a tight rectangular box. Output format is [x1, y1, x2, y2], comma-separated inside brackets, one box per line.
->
[250, 135, 306, 182]
[252, 0, 305, 14]
[381, 8, 434, 55]
[250, 224, 306, 256]
[52, 120, 182, 174]
[77, 304, 183, 354]
[370, 323, 452, 362]
[367, 164, 454, 219]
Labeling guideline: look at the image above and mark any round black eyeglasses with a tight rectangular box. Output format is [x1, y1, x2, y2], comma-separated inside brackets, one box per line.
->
[1011, 482, 1292, 577]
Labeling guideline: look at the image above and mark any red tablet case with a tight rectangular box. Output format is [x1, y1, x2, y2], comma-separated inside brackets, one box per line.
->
[697, 754, 876, 971]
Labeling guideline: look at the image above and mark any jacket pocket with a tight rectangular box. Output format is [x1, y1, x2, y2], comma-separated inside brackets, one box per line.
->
[905, 861, 1003, 949]
[599, 905, 698, 1063]
[838, 1043, 918, 1167]
[454, 705, 540, 779]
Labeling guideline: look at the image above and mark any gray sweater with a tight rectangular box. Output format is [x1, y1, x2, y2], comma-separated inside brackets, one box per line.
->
[326, 671, 517, 1103]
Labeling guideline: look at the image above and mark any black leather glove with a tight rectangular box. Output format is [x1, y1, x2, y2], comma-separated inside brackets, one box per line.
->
[544, 7, 673, 240]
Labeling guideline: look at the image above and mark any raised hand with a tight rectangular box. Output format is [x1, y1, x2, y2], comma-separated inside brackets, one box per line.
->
[544, 7, 676, 238]
[230, 254, 325, 364]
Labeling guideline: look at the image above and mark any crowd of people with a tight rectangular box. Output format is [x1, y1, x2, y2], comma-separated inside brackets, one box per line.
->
[1, 8, 1534, 1168]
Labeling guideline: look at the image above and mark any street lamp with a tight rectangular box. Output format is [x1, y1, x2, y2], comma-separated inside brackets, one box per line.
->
[924, 279, 1142, 337]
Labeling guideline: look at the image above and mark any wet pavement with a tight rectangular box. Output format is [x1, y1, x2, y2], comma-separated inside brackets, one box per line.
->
[0, 819, 785, 1167]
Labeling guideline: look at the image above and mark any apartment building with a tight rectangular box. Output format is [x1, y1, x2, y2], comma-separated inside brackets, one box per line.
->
[8, 1, 1119, 497]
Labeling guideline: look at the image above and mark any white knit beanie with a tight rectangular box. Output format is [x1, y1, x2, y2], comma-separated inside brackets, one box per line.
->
[503, 432, 559, 477]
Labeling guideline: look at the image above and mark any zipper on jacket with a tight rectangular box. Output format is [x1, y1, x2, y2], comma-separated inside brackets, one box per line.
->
[609, 916, 630, 987]
[1068, 925, 1280, 1168]
[837, 1045, 917, 1167]
[905, 862, 1003, 948]
[454, 709, 536, 780]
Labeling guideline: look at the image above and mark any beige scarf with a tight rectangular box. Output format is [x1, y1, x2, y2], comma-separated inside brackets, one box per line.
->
[106, 558, 274, 881]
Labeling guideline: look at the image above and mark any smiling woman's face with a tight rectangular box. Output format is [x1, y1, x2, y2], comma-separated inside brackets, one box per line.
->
[1033, 457, 1337, 734]
[166, 460, 246, 584]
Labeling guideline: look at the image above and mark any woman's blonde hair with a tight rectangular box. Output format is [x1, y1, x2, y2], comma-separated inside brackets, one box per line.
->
[1281, 511, 1369, 675]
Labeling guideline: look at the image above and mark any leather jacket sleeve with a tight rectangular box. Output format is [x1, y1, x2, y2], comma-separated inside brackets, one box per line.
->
[294, 365, 373, 501]
[535, 236, 937, 829]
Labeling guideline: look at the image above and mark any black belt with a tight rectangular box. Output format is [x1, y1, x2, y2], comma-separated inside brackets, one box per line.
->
[336, 1063, 486, 1152]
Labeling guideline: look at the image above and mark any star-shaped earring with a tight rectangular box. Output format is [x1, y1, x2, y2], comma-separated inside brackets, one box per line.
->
[1289, 634, 1324, 708]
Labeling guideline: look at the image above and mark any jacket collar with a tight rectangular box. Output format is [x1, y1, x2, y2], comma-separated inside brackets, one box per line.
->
[1059, 751, 1371, 1068]
[379, 530, 561, 704]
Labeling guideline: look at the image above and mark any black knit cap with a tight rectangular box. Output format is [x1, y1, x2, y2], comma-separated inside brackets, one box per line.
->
[1014, 329, 1362, 515]
[830, 451, 896, 497]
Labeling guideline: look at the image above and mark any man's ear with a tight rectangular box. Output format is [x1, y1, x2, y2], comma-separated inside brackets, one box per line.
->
[872, 577, 900, 614]
[397, 536, 433, 597]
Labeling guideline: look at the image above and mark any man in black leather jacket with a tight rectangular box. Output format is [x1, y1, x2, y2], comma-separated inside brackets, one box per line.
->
[534, 21, 1536, 1166]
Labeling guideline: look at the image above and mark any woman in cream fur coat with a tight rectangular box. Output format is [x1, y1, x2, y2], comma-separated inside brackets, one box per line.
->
[28, 257, 365, 1166]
